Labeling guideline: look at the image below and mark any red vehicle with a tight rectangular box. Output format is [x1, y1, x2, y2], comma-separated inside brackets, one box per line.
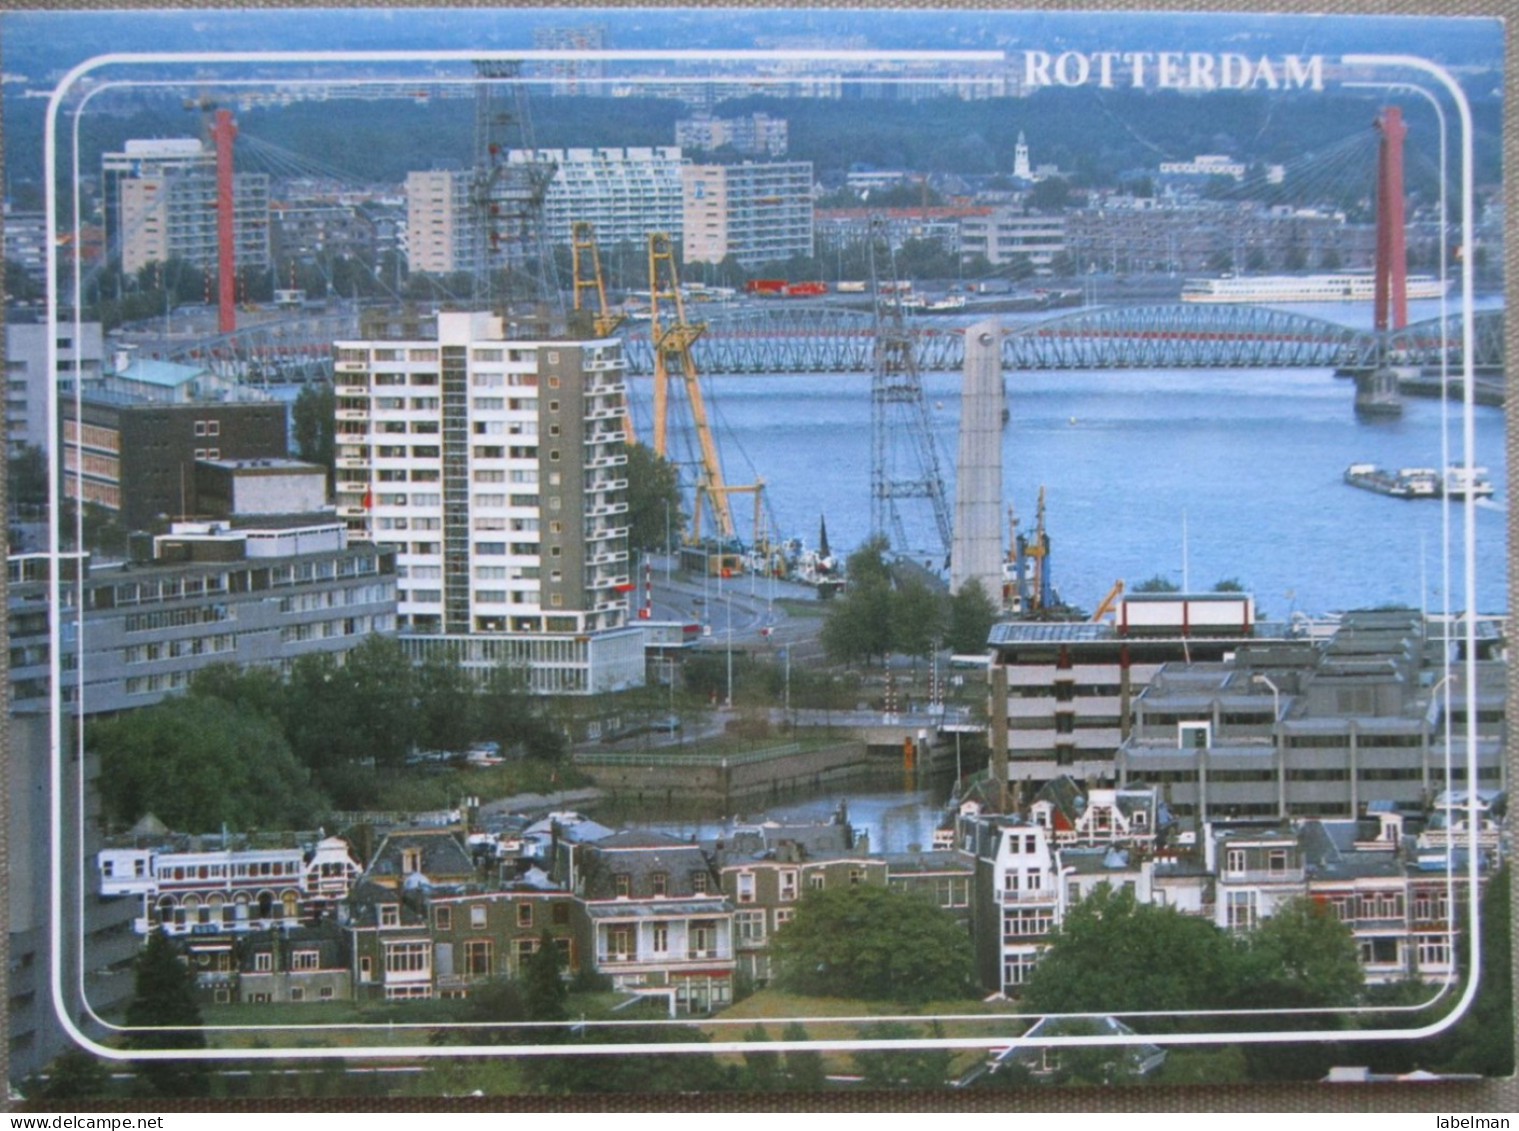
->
[745, 278, 788, 295]
[784, 281, 828, 297]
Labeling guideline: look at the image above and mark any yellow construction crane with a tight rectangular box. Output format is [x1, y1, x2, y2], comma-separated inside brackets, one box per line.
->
[571, 220, 624, 338]
[1091, 580, 1125, 622]
[647, 231, 736, 543]
[571, 221, 632, 439]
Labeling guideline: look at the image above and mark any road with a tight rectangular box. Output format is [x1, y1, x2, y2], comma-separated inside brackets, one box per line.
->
[638, 554, 829, 662]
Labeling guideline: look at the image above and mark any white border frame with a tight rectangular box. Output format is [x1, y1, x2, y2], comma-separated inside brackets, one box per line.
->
[40, 33, 1488, 1064]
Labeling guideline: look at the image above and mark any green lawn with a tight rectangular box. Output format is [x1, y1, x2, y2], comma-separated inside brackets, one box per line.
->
[705, 989, 1034, 1078]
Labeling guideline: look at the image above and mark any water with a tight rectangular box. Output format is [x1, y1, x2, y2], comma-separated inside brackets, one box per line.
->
[651, 318, 1506, 617]
[653, 789, 948, 854]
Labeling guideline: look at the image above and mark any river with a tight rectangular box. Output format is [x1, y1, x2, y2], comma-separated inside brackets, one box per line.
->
[647, 296, 1507, 617]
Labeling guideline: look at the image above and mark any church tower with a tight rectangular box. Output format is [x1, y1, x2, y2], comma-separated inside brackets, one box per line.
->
[1013, 131, 1032, 181]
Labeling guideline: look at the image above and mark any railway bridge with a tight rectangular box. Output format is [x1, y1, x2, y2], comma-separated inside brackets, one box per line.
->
[156, 303, 1503, 385]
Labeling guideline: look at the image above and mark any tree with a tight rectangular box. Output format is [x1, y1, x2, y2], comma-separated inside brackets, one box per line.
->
[781, 1021, 827, 1090]
[1212, 578, 1246, 593]
[1133, 574, 1179, 593]
[523, 932, 569, 1023]
[337, 634, 418, 768]
[525, 1024, 730, 1094]
[769, 885, 976, 1003]
[1027, 177, 1071, 212]
[415, 649, 478, 754]
[7, 442, 48, 512]
[92, 695, 327, 832]
[947, 578, 999, 655]
[819, 572, 893, 666]
[21, 1049, 112, 1100]
[623, 441, 684, 553]
[739, 1023, 782, 1091]
[1237, 896, 1362, 1009]
[478, 663, 567, 761]
[124, 929, 209, 1097]
[852, 1021, 953, 1088]
[891, 576, 945, 663]
[1021, 884, 1239, 1019]
[291, 382, 336, 488]
[188, 661, 287, 722]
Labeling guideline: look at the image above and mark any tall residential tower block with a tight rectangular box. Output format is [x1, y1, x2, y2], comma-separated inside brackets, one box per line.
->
[332, 311, 644, 693]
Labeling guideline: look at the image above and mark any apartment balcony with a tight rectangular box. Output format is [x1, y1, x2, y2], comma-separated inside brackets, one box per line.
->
[334, 382, 368, 397]
[586, 501, 630, 519]
[589, 477, 629, 494]
[591, 548, 630, 566]
[995, 888, 1060, 906]
[1219, 869, 1306, 886]
[584, 403, 624, 423]
[587, 451, 629, 471]
[586, 429, 626, 446]
[336, 409, 370, 422]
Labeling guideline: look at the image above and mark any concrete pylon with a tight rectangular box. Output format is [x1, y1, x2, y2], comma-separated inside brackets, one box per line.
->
[951, 319, 1004, 598]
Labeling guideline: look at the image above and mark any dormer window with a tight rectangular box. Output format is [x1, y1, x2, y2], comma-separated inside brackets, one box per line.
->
[401, 848, 422, 875]
[614, 874, 631, 898]
[650, 872, 668, 897]
[1133, 810, 1148, 829]
[691, 872, 709, 894]
[379, 904, 400, 928]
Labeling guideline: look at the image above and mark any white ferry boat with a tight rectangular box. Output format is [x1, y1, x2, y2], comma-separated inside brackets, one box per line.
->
[1443, 466, 1496, 501]
[1181, 274, 1449, 304]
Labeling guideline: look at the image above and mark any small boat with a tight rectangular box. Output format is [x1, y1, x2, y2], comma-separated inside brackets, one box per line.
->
[1443, 466, 1495, 500]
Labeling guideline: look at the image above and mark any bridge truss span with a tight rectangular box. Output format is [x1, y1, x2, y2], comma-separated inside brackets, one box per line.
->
[998, 303, 1369, 370]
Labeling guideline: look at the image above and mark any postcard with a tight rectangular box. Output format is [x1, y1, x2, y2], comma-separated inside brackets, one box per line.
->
[2, 4, 1511, 1106]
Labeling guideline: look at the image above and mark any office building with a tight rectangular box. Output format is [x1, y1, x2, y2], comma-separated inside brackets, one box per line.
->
[62, 395, 288, 528]
[959, 208, 1067, 268]
[332, 310, 643, 694]
[682, 162, 814, 267]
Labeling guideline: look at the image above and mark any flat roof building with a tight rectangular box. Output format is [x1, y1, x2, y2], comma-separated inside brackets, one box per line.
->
[333, 310, 643, 694]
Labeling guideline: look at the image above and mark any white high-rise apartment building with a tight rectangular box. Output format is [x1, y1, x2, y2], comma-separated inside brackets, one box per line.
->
[508, 147, 686, 249]
[681, 162, 814, 268]
[103, 138, 270, 275]
[332, 311, 644, 694]
[405, 169, 476, 275]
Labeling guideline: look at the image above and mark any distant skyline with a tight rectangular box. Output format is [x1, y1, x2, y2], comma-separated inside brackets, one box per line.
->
[1, 7, 1504, 88]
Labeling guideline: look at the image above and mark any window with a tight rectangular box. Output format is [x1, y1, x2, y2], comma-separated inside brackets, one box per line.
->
[774, 908, 795, 930]
[614, 874, 631, 898]
[848, 867, 865, 886]
[254, 952, 273, 972]
[289, 988, 305, 1002]
[401, 848, 422, 874]
[779, 870, 798, 902]
[735, 911, 766, 943]
[807, 873, 825, 892]
[736, 873, 755, 903]
[691, 872, 709, 894]
[1267, 849, 1289, 875]
[434, 906, 452, 932]
[650, 873, 668, 898]
[1004, 907, 1054, 938]
[1225, 890, 1257, 932]
[1003, 953, 1040, 987]
[384, 942, 431, 973]
[605, 926, 634, 961]
[379, 904, 400, 928]
[689, 920, 719, 959]
[464, 940, 492, 977]
[1225, 849, 1247, 876]
[517, 903, 533, 929]
[292, 950, 320, 971]
[552, 903, 570, 925]
[651, 923, 669, 953]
